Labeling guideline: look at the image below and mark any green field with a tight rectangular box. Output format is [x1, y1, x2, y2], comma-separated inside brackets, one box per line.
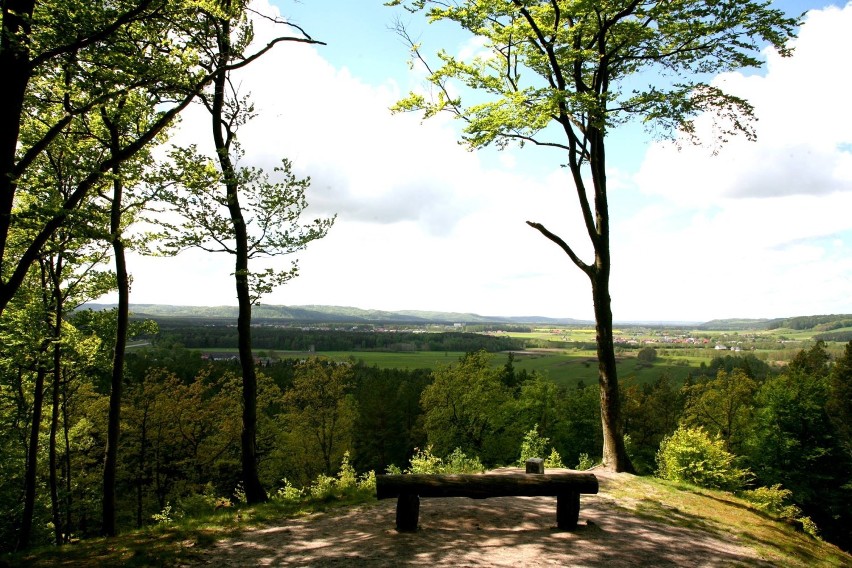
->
[224, 346, 709, 388]
[195, 323, 846, 388]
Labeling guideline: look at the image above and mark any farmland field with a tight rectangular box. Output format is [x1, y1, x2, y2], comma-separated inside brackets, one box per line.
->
[187, 322, 847, 388]
[209, 345, 715, 387]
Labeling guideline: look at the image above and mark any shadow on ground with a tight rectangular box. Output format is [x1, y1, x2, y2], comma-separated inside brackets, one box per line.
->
[190, 471, 775, 567]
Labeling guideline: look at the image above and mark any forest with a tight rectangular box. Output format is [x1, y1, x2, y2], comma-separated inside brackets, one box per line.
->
[2, 315, 852, 552]
[154, 321, 526, 352]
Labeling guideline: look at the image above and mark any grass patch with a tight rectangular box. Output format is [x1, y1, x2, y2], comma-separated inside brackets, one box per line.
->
[602, 475, 851, 567]
[3, 493, 376, 568]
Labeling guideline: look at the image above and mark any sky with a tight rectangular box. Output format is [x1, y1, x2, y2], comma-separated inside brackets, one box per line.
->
[117, 0, 852, 322]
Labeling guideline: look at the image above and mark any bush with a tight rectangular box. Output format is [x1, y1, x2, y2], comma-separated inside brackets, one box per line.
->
[738, 484, 820, 538]
[309, 474, 338, 500]
[336, 451, 358, 495]
[273, 479, 304, 502]
[151, 503, 179, 525]
[637, 346, 658, 363]
[576, 453, 596, 471]
[519, 425, 564, 468]
[177, 483, 219, 516]
[396, 446, 485, 474]
[519, 425, 550, 464]
[739, 484, 798, 517]
[277, 452, 375, 503]
[408, 446, 445, 474]
[656, 426, 751, 490]
[544, 448, 565, 469]
[443, 447, 486, 473]
[357, 470, 376, 493]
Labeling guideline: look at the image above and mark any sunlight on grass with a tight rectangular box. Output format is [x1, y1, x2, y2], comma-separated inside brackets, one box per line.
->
[602, 475, 851, 568]
[6, 494, 376, 567]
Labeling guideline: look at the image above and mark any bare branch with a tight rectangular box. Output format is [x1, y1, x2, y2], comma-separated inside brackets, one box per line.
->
[526, 220, 592, 277]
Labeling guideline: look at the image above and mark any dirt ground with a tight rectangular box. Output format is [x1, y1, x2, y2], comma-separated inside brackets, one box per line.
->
[187, 468, 774, 567]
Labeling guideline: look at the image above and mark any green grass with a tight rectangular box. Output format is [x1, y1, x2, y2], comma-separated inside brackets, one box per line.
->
[205, 347, 715, 388]
[3, 492, 377, 567]
[197, 321, 852, 389]
[314, 350, 470, 370]
[602, 475, 852, 567]
[314, 348, 704, 388]
[10, 474, 850, 567]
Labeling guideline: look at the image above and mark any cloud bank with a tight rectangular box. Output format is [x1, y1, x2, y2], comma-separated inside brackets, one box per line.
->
[125, 1, 852, 322]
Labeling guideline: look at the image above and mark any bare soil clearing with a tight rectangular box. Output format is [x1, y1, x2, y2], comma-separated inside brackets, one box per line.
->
[187, 468, 788, 567]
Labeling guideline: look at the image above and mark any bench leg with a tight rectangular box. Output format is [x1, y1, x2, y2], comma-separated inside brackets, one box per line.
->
[556, 491, 580, 530]
[396, 493, 420, 532]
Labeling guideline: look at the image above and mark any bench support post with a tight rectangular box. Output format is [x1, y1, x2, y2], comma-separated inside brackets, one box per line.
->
[556, 491, 580, 529]
[396, 493, 420, 532]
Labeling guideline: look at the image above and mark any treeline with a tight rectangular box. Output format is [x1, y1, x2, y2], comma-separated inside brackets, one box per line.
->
[2, 325, 850, 551]
[620, 343, 851, 550]
[768, 314, 852, 331]
[815, 330, 852, 343]
[155, 324, 526, 353]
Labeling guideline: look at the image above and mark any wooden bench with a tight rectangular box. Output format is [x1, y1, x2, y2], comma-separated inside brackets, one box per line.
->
[375, 471, 599, 531]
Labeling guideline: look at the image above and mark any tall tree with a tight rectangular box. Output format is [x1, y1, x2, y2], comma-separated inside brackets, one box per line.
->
[283, 359, 357, 480]
[95, 94, 167, 536]
[390, 0, 799, 471]
[159, 6, 331, 503]
[0, 0, 206, 314]
[14, 107, 115, 545]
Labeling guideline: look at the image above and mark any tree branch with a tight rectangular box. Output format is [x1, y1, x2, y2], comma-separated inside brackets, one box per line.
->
[526, 220, 592, 277]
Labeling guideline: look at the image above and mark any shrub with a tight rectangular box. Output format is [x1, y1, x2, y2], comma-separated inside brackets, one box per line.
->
[576, 453, 596, 471]
[408, 446, 444, 474]
[177, 483, 219, 516]
[519, 425, 550, 464]
[544, 448, 565, 469]
[336, 451, 358, 495]
[519, 425, 565, 469]
[233, 482, 247, 504]
[738, 484, 820, 538]
[397, 446, 485, 474]
[309, 474, 338, 500]
[739, 484, 798, 517]
[273, 479, 304, 502]
[637, 346, 658, 363]
[656, 426, 751, 490]
[444, 447, 486, 473]
[151, 503, 179, 525]
[357, 470, 376, 492]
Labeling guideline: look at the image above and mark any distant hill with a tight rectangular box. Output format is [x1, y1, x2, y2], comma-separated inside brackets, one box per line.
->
[767, 314, 852, 331]
[83, 304, 851, 331]
[697, 318, 775, 331]
[83, 303, 593, 325]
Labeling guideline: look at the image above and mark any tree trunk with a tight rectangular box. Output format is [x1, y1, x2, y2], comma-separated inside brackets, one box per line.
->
[591, 271, 634, 473]
[235, 249, 266, 502]
[211, 18, 267, 504]
[18, 367, 46, 551]
[49, 281, 63, 545]
[0, 0, 35, 285]
[61, 379, 73, 540]
[136, 407, 148, 529]
[102, 133, 130, 536]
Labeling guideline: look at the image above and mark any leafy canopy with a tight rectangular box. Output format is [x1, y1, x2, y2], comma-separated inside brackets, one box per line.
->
[390, 0, 800, 154]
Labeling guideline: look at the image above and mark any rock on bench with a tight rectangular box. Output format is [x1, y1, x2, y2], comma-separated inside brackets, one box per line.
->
[375, 472, 599, 531]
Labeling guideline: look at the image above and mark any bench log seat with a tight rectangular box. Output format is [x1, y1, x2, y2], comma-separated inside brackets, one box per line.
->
[375, 472, 599, 531]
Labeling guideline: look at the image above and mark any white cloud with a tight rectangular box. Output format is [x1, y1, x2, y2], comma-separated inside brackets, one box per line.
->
[121, 1, 852, 322]
[126, 0, 594, 317]
[636, 4, 852, 203]
[621, 3, 852, 320]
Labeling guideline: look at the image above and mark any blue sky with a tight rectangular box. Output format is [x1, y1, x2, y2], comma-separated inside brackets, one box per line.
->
[120, 0, 852, 322]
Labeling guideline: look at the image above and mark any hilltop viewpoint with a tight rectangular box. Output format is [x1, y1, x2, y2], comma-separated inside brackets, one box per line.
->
[10, 467, 851, 567]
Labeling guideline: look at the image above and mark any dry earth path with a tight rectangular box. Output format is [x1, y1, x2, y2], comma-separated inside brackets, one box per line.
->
[187, 469, 776, 567]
